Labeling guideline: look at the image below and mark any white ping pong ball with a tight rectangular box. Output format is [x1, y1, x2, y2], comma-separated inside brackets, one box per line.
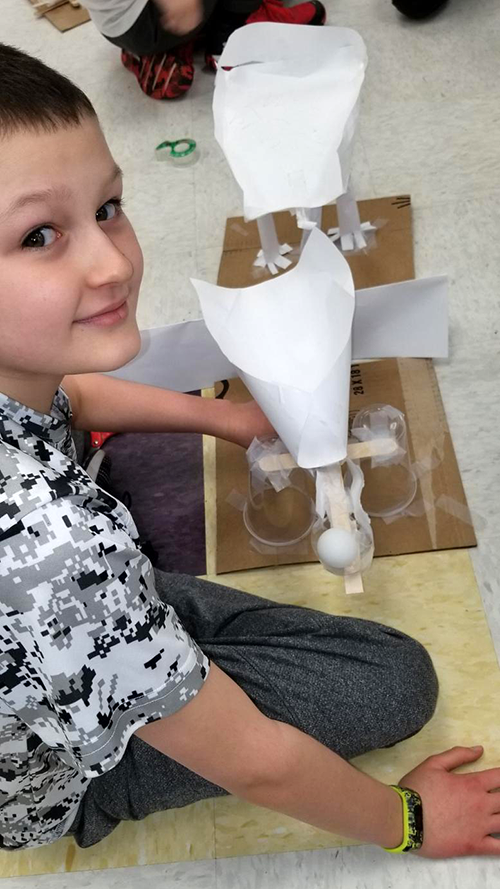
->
[317, 528, 358, 570]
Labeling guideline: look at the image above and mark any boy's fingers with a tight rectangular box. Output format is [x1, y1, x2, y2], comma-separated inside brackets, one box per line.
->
[478, 769, 500, 793]
[429, 745, 484, 772]
[480, 835, 500, 856]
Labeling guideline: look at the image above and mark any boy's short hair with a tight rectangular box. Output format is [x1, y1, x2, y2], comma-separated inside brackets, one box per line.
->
[0, 42, 96, 136]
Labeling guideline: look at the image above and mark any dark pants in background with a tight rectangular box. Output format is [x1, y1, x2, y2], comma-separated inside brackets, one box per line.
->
[105, 0, 260, 54]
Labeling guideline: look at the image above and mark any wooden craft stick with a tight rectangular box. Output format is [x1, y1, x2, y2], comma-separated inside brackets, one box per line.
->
[344, 572, 365, 595]
[33, 0, 69, 16]
[347, 438, 399, 460]
[258, 452, 297, 472]
[257, 438, 398, 473]
[33, 0, 80, 16]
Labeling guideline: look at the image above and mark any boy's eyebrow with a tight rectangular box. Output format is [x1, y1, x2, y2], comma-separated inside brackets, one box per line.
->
[0, 163, 123, 224]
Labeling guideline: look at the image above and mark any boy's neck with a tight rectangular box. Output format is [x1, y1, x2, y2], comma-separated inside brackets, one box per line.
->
[0, 372, 62, 416]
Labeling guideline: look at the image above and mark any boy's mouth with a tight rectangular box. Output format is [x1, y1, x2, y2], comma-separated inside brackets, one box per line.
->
[75, 299, 129, 327]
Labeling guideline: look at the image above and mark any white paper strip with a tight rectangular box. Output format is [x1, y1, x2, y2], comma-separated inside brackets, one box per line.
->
[106, 320, 236, 391]
[353, 276, 448, 359]
[108, 275, 448, 391]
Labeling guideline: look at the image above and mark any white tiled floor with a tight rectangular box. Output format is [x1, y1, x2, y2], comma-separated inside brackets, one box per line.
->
[3, 0, 500, 884]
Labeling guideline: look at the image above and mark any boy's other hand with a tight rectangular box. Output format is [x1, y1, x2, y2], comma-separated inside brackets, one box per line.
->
[225, 400, 276, 449]
[155, 0, 203, 35]
[399, 746, 500, 858]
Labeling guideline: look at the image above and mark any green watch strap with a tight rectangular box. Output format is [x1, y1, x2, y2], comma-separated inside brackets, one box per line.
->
[383, 785, 424, 854]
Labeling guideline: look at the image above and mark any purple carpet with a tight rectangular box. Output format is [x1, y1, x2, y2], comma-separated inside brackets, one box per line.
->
[103, 429, 206, 576]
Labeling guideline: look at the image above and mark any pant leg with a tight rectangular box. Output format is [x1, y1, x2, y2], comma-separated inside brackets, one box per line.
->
[219, 0, 260, 16]
[71, 571, 438, 847]
[104, 0, 219, 55]
[151, 572, 438, 755]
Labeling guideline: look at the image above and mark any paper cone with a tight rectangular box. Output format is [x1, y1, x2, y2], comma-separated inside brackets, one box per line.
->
[191, 228, 354, 468]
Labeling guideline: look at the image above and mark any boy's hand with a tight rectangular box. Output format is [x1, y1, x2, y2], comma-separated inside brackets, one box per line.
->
[155, 0, 203, 36]
[224, 400, 276, 449]
[399, 746, 500, 858]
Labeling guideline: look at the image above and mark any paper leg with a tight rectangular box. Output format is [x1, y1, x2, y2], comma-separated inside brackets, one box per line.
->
[254, 214, 292, 275]
[328, 186, 376, 253]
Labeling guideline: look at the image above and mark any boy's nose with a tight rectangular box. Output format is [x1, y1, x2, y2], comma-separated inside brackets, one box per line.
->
[84, 228, 134, 288]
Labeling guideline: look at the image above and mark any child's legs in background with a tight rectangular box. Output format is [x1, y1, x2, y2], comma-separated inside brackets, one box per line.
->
[103, 0, 259, 56]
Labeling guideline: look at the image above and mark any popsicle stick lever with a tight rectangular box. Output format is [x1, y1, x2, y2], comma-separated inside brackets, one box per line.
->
[257, 438, 399, 474]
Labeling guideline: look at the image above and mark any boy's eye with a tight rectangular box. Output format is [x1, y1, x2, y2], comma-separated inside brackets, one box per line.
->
[96, 199, 122, 223]
[22, 226, 57, 249]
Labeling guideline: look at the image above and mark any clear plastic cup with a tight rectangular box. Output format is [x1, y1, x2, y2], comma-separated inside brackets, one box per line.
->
[351, 404, 417, 518]
[243, 467, 316, 547]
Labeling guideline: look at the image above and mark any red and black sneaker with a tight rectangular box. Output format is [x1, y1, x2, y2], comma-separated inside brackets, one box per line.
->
[121, 43, 195, 100]
[204, 51, 219, 72]
[247, 0, 326, 26]
[204, 0, 325, 69]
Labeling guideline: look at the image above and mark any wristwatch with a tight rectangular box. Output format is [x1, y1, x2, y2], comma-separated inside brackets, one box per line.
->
[383, 785, 424, 853]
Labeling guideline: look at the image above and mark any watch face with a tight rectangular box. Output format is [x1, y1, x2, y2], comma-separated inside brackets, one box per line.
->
[413, 800, 423, 836]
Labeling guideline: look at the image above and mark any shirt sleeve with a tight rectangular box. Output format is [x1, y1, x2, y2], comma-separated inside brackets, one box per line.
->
[0, 497, 209, 777]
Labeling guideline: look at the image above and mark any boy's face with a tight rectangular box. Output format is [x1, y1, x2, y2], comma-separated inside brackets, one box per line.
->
[0, 116, 143, 393]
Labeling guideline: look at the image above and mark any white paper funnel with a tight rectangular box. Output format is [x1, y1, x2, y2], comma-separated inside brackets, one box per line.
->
[191, 227, 354, 468]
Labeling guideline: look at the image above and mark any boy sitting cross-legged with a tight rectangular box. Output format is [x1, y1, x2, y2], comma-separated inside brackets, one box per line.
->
[0, 43, 499, 859]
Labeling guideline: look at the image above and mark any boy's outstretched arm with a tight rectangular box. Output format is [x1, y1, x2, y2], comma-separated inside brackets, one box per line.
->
[62, 373, 274, 448]
[137, 663, 500, 859]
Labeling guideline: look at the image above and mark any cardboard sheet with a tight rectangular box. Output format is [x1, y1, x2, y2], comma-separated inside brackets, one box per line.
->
[25, 0, 90, 31]
[212, 194, 473, 574]
[218, 195, 415, 289]
[213, 362, 476, 574]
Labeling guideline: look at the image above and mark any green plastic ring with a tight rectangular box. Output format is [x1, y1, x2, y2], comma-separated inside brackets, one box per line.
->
[156, 138, 197, 158]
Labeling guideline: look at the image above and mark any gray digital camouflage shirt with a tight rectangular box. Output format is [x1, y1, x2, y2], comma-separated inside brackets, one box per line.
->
[0, 387, 209, 849]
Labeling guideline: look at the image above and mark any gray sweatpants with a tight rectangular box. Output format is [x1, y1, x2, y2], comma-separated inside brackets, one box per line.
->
[69, 570, 438, 847]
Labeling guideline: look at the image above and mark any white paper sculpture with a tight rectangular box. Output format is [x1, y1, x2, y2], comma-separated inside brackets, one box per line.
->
[213, 23, 368, 271]
[192, 228, 367, 588]
[214, 23, 367, 220]
[109, 242, 448, 590]
[191, 228, 448, 591]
